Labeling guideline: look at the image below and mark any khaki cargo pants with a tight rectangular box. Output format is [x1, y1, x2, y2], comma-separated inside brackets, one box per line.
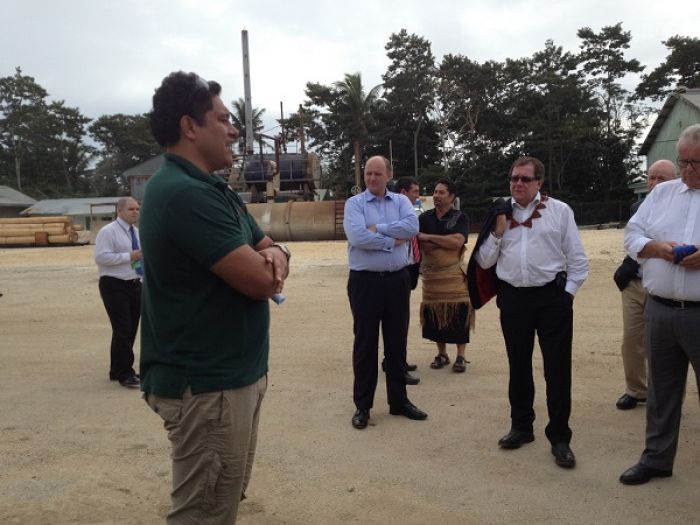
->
[146, 375, 267, 525]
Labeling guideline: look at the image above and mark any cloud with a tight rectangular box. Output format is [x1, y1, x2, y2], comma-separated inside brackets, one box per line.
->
[2, 0, 699, 128]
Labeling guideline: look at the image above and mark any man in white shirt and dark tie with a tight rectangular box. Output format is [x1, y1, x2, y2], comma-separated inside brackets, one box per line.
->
[620, 123, 700, 485]
[475, 156, 588, 469]
[94, 196, 143, 388]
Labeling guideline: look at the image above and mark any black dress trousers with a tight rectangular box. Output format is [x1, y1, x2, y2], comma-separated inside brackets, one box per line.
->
[99, 276, 141, 381]
[496, 281, 573, 444]
[347, 268, 410, 410]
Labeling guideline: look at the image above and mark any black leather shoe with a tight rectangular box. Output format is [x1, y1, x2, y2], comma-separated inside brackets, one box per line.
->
[112, 372, 139, 381]
[551, 443, 576, 468]
[498, 430, 535, 449]
[405, 371, 420, 385]
[616, 394, 646, 410]
[382, 360, 417, 373]
[389, 402, 427, 420]
[619, 462, 672, 485]
[351, 409, 370, 429]
[119, 374, 140, 389]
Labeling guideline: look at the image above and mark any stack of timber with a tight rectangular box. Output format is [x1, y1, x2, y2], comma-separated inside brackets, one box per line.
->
[0, 216, 83, 247]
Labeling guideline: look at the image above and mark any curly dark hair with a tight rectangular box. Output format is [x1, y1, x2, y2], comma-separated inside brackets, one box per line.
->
[435, 177, 457, 196]
[149, 71, 222, 147]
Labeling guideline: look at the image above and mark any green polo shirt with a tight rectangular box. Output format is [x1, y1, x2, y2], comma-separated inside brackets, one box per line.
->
[139, 153, 268, 398]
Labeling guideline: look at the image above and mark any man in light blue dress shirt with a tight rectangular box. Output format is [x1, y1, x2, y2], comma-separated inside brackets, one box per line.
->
[344, 155, 428, 429]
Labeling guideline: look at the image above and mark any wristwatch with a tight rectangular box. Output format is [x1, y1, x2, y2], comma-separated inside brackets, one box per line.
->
[271, 242, 291, 261]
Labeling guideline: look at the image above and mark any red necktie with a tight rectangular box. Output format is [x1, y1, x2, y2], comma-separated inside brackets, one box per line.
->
[411, 237, 421, 263]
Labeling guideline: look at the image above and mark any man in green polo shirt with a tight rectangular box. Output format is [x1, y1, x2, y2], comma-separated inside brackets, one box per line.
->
[141, 71, 290, 525]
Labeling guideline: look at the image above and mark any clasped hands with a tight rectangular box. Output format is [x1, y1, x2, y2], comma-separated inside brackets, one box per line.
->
[259, 247, 289, 294]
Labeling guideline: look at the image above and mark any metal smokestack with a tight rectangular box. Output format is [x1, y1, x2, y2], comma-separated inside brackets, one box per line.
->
[241, 29, 254, 155]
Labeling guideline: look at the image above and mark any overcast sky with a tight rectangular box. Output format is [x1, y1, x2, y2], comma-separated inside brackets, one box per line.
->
[3, 0, 698, 135]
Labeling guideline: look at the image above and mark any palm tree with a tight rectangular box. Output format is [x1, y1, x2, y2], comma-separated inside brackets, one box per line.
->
[231, 98, 266, 139]
[333, 73, 382, 188]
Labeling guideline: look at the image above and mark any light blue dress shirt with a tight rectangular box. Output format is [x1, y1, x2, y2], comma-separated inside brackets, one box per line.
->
[343, 190, 419, 272]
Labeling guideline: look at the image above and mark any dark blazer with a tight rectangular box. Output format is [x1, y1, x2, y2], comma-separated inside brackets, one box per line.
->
[466, 198, 512, 309]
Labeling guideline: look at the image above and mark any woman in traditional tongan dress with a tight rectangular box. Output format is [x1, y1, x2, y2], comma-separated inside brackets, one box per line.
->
[418, 178, 473, 373]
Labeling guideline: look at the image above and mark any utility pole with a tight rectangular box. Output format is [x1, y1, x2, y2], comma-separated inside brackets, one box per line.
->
[241, 29, 254, 156]
[280, 101, 287, 154]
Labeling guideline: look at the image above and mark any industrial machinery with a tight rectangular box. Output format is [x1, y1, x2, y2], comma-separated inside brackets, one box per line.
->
[228, 134, 321, 203]
[233, 29, 342, 240]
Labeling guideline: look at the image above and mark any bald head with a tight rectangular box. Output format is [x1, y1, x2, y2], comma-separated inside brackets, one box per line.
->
[647, 160, 676, 191]
[117, 197, 140, 225]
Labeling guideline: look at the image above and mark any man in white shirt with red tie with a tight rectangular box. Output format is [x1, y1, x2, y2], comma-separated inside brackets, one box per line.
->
[94, 196, 143, 389]
[475, 156, 588, 469]
[619, 123, 700, 485]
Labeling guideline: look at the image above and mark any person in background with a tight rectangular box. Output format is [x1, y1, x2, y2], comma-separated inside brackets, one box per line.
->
[344, 156, 427, 430]
[388, 175, 422, 385]
[613, 160, 676, 410]
[94, 196, 142, 389]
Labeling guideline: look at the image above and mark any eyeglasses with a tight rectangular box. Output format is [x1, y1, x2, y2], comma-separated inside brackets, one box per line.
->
[510, 175, 538, 183]
[677, 158, 700, 171]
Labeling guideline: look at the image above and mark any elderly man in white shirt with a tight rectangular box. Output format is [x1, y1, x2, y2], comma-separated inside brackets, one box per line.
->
[94, 196, 143, 388]
[475, 156, 588, 469]
[619, 123, 700, 485]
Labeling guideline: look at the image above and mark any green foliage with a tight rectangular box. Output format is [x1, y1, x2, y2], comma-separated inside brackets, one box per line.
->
[284, 73, 381, 191]
[0, 27, 690, 219]
[230, 97, 265, 141]
[379, 30, 440, 178]
[636, 36, 700, 100]
[0, 67, 94, 197]
[577, 22, 644, 136]
[88, 113, 160, 195]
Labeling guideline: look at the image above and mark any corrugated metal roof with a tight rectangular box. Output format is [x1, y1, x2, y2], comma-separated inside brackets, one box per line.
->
[124, 155, 165, 178]
[0, 186, 36, 206]
[640, 88, 700, 155]
[21, 197, 120, 216]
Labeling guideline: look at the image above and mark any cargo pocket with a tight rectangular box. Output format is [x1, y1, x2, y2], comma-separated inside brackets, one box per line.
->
[201, 449, 223, 511]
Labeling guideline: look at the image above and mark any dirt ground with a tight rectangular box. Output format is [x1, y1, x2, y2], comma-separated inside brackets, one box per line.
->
[1, 229, 698, 525]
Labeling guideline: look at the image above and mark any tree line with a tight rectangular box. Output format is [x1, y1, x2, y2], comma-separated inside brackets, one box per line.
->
[1, 24, 699, 223]
[285, 25, 699, 222]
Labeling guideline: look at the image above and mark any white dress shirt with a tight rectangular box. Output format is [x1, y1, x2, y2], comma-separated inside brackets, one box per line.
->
[475, 193, 589, 295]
[94, 217, 141, 280]
[625, 178, 700, 301]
